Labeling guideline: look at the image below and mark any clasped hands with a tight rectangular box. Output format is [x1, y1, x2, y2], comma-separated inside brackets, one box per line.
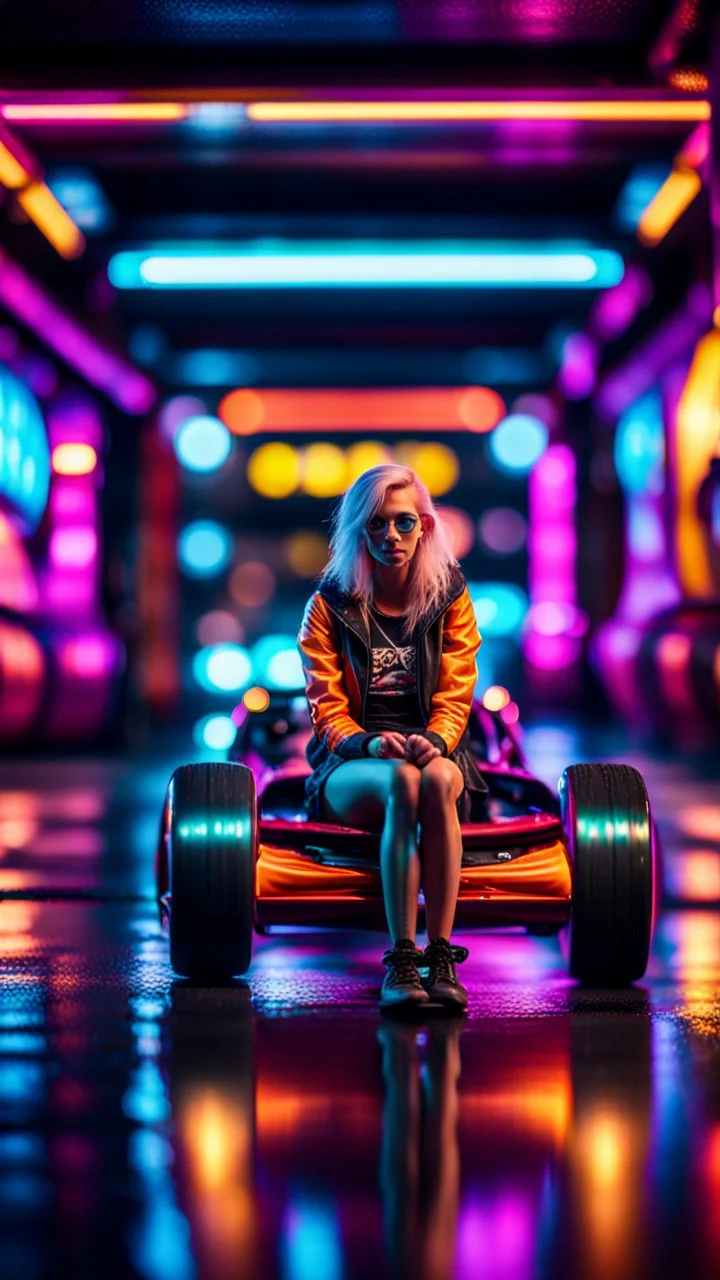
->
[367, 732, 441, 769]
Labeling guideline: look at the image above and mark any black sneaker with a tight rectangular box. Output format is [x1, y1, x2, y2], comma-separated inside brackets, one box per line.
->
[380, 939, 429, 1012]
[422, 938, 469, 1011]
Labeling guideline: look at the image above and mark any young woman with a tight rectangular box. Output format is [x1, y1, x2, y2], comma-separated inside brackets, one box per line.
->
[297, 464, 486, 1013]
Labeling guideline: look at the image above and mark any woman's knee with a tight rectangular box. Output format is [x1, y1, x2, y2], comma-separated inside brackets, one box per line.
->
[385, 761, 422, 812]
[420, 757, 464, 806]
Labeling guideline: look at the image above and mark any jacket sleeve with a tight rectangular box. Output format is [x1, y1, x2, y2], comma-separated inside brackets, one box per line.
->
[424, 587, 481, 755]
[297, 593, 374, 759]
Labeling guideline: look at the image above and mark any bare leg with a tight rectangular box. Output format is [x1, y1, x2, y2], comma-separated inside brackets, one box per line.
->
[419, 758, 465, 941]
[322, 759, 422, 943]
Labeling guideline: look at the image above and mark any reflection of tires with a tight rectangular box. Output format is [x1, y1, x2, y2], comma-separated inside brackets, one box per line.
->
[559, 763, 654, 986]
[168, 763, 257, 980]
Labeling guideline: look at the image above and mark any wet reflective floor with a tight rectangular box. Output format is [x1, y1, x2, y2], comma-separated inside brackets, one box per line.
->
[0, 725, 719, 1279]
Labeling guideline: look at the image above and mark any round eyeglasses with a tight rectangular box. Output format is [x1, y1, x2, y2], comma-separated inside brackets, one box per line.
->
[366, 514, 419, 536]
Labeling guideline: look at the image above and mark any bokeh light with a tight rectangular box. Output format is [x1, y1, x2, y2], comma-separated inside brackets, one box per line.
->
[219, 388, 266, 435]
[195, 610, 245, 647]
[468, 582, 528, 636]
[500, 700, 520, 725]
[512, 393, 561, 433]
[478, 507, 528, 555]
[527, 601, 588, 637]
[193, 714, 237, 751]
[407, 443, 459, 496]
[178, 521, 233, 579]
[158, 394, 206, 442]
[482, 685, 511, 712]
[229, 561, 276, 607]
[266, 648, 304, 689]
[251, 634, 301, 688]
[175, 414, 232, 473]
[457, 387, 505, 432]
[488, 414, 548, 474]
[51, 443, 98, 476]
[301, 443, 347, 497]
[345, 441, 393, 482]
[435, 506, 475, 558]
[247, 442, 300, 498]
[193, 644, 252, 693]
[614, 391, 665, 496]
[243, 686, 271, 712]
[286, 531, 328, 577]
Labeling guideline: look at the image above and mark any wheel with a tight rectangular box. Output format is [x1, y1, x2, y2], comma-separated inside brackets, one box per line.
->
[167, 762, 257, 980]
[559, 763, 654, 985]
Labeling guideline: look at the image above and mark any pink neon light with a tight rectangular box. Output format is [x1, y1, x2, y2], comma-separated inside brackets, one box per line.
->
[0, 249, 155, 414]
[49, 527, 97, 570]
[58, 634, 117, 678]
[526, 444, 579, 679]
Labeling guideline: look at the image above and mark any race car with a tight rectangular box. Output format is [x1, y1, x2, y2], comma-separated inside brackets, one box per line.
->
[156, 694, 657, 987]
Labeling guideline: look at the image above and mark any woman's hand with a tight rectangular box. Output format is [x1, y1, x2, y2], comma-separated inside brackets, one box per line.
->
[403, 734, 441, 768]
[368, 732, 407, 759]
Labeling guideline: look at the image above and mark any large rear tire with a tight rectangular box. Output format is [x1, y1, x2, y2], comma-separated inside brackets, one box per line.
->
[168, 763, 257, 980]
[560, 763, 654, 985]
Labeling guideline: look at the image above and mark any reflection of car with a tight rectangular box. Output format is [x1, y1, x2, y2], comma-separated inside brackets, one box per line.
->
[156, 693, 657, 986]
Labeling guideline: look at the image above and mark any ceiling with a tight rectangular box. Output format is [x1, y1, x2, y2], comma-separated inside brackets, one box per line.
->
[0, 0, 714, 406]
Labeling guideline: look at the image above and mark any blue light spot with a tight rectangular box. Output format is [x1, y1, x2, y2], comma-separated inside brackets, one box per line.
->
[178, 521, 233, 578]
[0, 364, 50, 533]
[174, 414, 231, 472]
[266, 649, 304, 690]
[614, 390, 665, 495]
[193, 714, 237, 751]
[174, 348, 258, 386]
[193, 644, 252, 693]
[467, 582, 528, 637]
[488, 414, 548, 474]
[282, 1195, 342, 1280]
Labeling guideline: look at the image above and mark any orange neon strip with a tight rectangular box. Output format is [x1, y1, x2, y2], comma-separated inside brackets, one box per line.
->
[218, 387, 506, 435]
[0, 140, 30, 188]
[247, 100, 710, 124]
[3, 103, 189, 123]
[675, 329, 720, 598]
[16, 182, 85, 259]
[637, 167, 703, 246]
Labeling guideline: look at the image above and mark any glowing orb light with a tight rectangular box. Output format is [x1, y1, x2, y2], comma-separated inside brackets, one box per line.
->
[488, 414, 548, 474]
[175, 414, 232, 473]
[178, 521, 233, 578]
[193, 644, 252, 693]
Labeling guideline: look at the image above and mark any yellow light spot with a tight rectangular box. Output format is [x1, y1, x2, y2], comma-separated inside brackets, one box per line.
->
[668, 69, 709, 93]
[286, 531, 328, 577]
[219, 388, 266, 435]
[675, 330, 720, 597]
[16, 182, 85, 259]
[300, 442, 347, 497]
[410, 443, 459, 496]
[247, 442, 299, 498]
[345, 440, 393, 482]
[248, 100, 709, 124]
[229, 561, 276, 608]
[0, 141, 30, 189]
[243, 686, 271, 713]
[637, 166, 702, 247]
[482, 685, 511, 712]
[51, 443, 98, 476]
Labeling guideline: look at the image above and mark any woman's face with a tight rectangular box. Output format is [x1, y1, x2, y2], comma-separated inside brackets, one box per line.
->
[363, 486, 426, 570]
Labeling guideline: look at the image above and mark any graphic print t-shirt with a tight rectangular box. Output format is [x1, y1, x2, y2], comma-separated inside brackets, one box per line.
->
[363, 608, 425, 734]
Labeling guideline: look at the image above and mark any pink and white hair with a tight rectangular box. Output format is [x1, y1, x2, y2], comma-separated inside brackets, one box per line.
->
[320, 464, 458, 633]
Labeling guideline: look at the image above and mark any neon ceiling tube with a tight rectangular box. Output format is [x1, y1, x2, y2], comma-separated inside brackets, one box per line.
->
[1, 98, 708, 126]
[247, 100, 709, 123]
[108, 243, 625, 289]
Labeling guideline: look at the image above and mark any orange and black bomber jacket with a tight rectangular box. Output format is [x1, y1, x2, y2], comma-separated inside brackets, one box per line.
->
[297, 566, 487, 815]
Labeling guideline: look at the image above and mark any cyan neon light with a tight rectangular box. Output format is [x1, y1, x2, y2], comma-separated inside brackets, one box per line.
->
[0, 363, 51, 533]
[108, 243, 624, 290]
